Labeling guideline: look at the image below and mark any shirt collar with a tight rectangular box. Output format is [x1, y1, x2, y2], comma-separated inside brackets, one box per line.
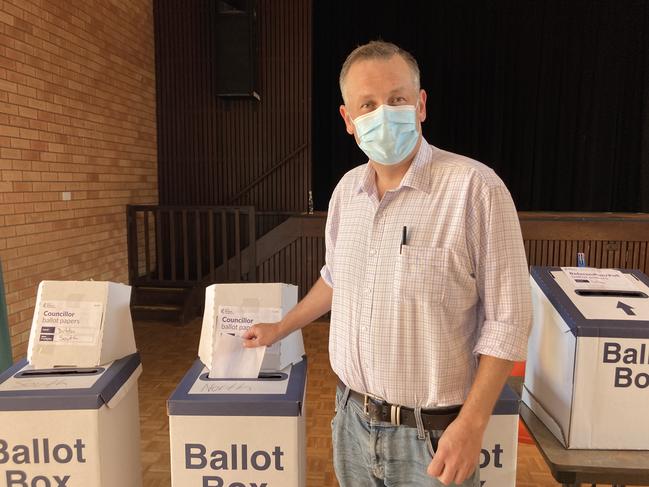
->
[354, 138, 433, 196]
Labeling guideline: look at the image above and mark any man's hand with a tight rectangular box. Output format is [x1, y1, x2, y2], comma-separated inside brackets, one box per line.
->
[242, 322, 285, 348]
[426, 416, 484, 485]
[427, 355, 514, 484]
[242, 276, 333, 349]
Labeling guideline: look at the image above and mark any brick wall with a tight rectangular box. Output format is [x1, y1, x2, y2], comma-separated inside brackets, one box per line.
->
[0, 0, 158, 359]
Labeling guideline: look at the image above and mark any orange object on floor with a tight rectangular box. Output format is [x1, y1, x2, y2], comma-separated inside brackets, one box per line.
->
[511, 361, 526, 377]
[518, 420, 535, 444]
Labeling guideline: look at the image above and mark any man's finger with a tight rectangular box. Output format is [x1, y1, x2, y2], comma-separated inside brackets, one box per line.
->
[241, 328, 255, 339]
[453, 464, 472, 486]
[438, 465, 456, 486]
[242, 339, 255, 348]
[427, 452, 444, 477]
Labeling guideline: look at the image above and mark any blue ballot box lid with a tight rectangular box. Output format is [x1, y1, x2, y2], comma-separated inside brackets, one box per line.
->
[168, 357, 307, 417]
[0, 352, 141, 411]
[493, 382, 519, 415]
[531, 266, 649, 338]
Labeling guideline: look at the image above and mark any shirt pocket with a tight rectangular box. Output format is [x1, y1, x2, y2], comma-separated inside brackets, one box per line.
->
[394, 245, 448, 303]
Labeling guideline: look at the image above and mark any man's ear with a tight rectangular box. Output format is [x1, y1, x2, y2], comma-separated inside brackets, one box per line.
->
[418, 89, 427, 123]
[339, 105, 355, 135]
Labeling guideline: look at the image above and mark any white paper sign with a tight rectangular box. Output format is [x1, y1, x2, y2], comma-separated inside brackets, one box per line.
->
[190, 365, 291, 395]
[36, 300, 104, 346]
[0, 364, 107, 391]
[561, 267, 638, 292]
[216, 305, 282, 335]
[480, 414, 518, 486]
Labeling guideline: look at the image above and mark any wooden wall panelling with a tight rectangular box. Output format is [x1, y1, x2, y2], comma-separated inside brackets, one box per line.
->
[154, 0, 312, 211]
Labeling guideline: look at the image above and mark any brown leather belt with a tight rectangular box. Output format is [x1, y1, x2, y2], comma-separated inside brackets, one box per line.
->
[338, 379, 461, 431]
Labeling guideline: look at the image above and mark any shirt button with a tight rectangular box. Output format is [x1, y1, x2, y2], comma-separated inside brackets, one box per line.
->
[362, 326, 368, 332]
[369, 249, 377, 256]
[365, 287, 371, 295]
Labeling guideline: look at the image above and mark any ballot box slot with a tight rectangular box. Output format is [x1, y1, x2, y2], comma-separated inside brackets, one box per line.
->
[198, 371, 289, 382]
[15, 367, 105, 378]
[574, 290, 648, 298]
[258, 372, 286, 380]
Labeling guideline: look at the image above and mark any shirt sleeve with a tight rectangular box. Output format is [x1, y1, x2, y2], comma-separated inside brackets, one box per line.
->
[468, 183, 532, 362]
[320, 183, 342, 288]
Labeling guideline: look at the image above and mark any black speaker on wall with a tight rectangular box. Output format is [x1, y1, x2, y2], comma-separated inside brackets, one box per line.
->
[214, 0, 259, 99]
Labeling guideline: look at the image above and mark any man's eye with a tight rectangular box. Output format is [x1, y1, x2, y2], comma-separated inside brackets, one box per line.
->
[360, 103, 375, 110]
[393, 97, 407, 104]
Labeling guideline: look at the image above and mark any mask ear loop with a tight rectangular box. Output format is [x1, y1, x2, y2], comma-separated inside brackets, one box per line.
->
[414, 99, 422, 117]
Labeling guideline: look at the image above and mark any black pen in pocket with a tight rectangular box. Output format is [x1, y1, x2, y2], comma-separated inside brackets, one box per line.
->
[400, 226, 407, 254]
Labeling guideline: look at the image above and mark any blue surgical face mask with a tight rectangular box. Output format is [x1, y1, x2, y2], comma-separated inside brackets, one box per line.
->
[351, 104, 419, 165]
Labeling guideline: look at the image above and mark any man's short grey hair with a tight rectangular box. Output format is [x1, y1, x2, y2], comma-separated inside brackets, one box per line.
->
[339, 40, 421, 103]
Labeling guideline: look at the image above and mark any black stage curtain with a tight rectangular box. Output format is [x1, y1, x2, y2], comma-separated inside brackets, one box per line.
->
[312, 0, 649, 212]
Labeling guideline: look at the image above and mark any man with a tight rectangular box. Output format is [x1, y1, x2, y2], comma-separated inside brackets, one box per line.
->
[243, 40, 532, 487]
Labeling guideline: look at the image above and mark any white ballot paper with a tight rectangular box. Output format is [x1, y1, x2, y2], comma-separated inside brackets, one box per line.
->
[209, 333, 266, 379]
[561, 267, 639, 292]
[209, 305, 282, 379]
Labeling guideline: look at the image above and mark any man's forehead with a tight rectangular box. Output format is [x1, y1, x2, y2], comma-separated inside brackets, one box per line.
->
[356, 86, 411, 100]
[345, 56, 416, 95]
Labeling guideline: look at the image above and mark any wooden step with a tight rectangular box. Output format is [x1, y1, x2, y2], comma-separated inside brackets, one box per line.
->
[132, 286, 191, 306]
[131, 304, 184, 323]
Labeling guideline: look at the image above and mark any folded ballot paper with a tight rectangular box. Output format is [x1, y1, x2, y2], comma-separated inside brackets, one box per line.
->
[27, 280, 137, 368]
[198, 283, 305, 379]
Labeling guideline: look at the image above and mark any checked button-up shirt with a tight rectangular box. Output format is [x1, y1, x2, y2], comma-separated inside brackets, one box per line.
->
[321, 139, 532, 408]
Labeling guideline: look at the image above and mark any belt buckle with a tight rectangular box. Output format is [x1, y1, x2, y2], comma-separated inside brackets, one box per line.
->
[363, 394, 370, 415]
[390, 404, 402, 426]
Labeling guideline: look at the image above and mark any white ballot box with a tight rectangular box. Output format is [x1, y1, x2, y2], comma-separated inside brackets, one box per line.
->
[28, 281, 136, 368]
[480, 383, 519, 487]
[523, 266, 649, 449]
[199, 283, 304, 378]
[168, 358, 307, 487]
[0, 353, 143, 487]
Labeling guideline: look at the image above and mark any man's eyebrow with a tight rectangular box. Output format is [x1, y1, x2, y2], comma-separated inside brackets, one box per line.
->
[355, 95, 376, 105]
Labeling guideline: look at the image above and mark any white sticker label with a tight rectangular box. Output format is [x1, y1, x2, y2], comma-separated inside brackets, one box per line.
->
[37, 300, 104, 346]
[561, 267, 638, 292]
[216, 305, 282, 335]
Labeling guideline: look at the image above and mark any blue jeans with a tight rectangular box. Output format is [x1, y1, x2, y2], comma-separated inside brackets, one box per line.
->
[332, 388, 480, 487]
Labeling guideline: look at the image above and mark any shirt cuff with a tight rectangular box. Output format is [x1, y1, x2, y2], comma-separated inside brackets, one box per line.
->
[473, 320, 529, 362]
[320, 265, 333, 288]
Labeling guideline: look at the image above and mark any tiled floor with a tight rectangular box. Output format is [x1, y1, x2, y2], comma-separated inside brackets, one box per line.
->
[135, 318, 564, 486]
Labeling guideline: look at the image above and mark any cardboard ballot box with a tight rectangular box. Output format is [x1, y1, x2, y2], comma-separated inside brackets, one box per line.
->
[28, 281, 136, 368]
[522, 266, 649, 449]
[480, 383, 519, 487]
[168, 358, 307, 487]
[199, 283, 304, 377]
[0, 353, 143, 487]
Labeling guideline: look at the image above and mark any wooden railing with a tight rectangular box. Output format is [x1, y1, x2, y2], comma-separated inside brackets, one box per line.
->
[127, 208, 649, 298]
[126, 205, 256, 286]
[256, 211, 294, 239]
[251, 212, 649, 299]
[518, 212, 649, 270]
